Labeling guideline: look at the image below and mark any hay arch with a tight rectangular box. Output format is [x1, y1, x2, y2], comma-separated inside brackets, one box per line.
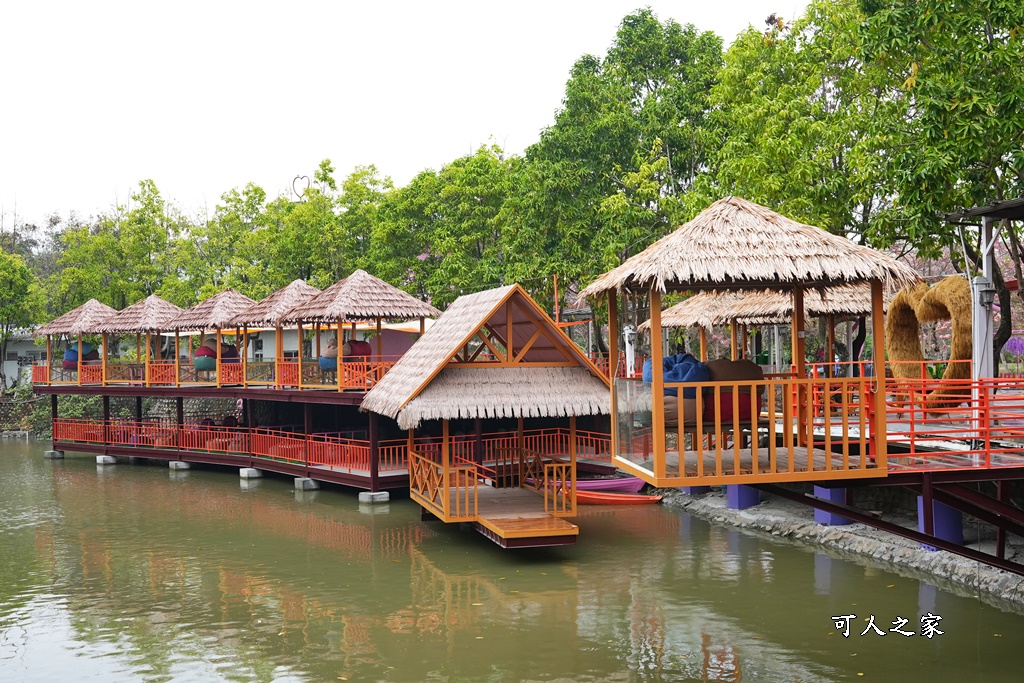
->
[885, 276, 972, 411]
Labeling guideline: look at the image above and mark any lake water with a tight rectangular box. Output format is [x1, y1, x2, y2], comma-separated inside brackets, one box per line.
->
[1, 440, 1022, 682]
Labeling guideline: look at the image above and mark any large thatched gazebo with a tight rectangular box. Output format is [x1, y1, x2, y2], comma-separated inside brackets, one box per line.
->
[280, 269, 441, 391]
[174, 289, 257, 386]
[34, 298, 119, 385]
[361, 284, 609, 546]
[228, 279, 321, 388]
[578, 196, 919, 488]
[95, 294, 185, 385]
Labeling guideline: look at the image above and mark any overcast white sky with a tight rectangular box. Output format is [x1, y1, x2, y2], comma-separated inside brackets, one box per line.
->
[0, 1, 807, 228]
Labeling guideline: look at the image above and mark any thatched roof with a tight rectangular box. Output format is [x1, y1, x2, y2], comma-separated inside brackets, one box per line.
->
[95, 295, 184, 334]
[361, 284, 608, 427]
[579, 196, 920, 299]
[388, 367, 609, 429]
[35, 299, 119, 336]
[637, 284, 892, 331]
[175, 288, 257, 331]
[280, 269, 440, 324]
[229, 279, 321, 328]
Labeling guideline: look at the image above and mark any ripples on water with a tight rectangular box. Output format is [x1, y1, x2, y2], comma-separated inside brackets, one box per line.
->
[1, 440, 1023, 682]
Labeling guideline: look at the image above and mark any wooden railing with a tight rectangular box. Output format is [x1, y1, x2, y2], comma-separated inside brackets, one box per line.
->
[409, 449, 447, 518]
[544, 461, 575, 515]
[308, 433, 371, 469]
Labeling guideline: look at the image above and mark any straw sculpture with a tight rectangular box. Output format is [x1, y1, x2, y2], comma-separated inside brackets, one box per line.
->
[229, 279, 320, 328]
[95, 295, 184, 334]
[362, 284, 603, 425]
[281, 269, 440, 324]
[175, 288, 256, 331]
[35, 299, 118, 336]
[885, 276, 972, 412]
[578, 196, 920, 300]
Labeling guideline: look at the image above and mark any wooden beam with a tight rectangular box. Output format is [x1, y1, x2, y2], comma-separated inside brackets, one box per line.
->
[650, 289, 666, 480]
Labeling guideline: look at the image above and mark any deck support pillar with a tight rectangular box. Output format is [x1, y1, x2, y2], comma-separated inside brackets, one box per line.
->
[813, 486, 852, 525]
[682, 486, 711, 495]
[294, 477, 319, 491]
[726, 484, 761, 510]
[169, 460, 190, 470]
[103, 396, 110, 423]
[359, 491, 389, 504]
[51, 394, 58, 420]
[369, 412, 380, 491]
[96, 455, 116, 465]
[917, 497, 963, 550]
[43, 450, 65, 459]
[239, 467, 262, 479]
[176, 397, 184, 426]
[135, 396, 143, 422]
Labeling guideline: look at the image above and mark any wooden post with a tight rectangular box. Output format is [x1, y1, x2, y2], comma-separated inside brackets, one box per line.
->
[296, 321, 304, 389]
[45, 334, 51, 384]
[215, 328, 222, 388]
[144, 331, 151, 387]
[442, 419, 451, 518]
[826, 314, 836, 379]
[174, 330, 180, 387]
[729, 320, 738, 360]
[474, 417, 484, 465]
[275, 326, 283, 389]
[516, 416, 525, 486]
[135, 396, 143, 423]
[77, 333, 83, 386]
[607, 292, 620, 463]
[699, 327, 707, 362]
[792, 286, 807, 446]
[242, 325, 249, 388]
[315, 322, 321, 360]
[369, 412, 380, 492]
[740, 324, 748, 360]
[176, 397, 183, 426]
[569, 414, 578, 510]
[303, 402, 313, 436]
[103, 395, 110, 423]
[419, 317, 425, 336]
[870, 279, 887, 469]
[101, 332, 108, 386]
[135, 333, 141, 381]
[51, 393, 58, 420]
[650, 290, 666, 480]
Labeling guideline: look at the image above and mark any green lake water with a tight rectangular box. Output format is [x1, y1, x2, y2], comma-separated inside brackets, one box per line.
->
[1, 440, 1022, 682]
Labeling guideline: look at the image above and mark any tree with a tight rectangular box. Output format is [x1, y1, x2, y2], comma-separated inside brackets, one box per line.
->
[0, 250, 40, 389]
[859, 0, 1024, 363]
[713, 0, 904, 243]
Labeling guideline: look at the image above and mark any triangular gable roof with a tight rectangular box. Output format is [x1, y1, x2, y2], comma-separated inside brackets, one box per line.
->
[280, 269, 440, 324]
[175, 288, 257, 331]
[35, 299, 119, 336]
[579, 196, 919, 298]
[228, 279, 321, 328]
[95, 295, 184, 334]
[361, 284, 610, 427]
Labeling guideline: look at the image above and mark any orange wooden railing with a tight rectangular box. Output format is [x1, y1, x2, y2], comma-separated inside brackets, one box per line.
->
[148, 361, 177, 385]
[589, 353, 647, 379]
[309, 433, 372, 469]
[250, 428, 308, 464]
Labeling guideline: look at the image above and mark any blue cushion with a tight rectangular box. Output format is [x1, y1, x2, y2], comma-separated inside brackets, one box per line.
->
[319, 356, 337, 371]
[642, 353, 709, 398]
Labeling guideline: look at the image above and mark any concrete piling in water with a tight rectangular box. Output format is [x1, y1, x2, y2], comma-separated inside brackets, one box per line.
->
[239, 468, 263, 479]
[43, 450, 65, 459]
[169, 461, 191, 470]
[294, 477, 319, 491]
[358, 491, 389, 504]
[96, 455, 116, 465]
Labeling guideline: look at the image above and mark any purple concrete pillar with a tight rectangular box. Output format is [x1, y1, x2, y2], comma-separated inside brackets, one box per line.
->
[682, 486, 711, 495]
[917, 496, 963, 551]
[813, 486, 853, 525]
[726, 484, 761, 510]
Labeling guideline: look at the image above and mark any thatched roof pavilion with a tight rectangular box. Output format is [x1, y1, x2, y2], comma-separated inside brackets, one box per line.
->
[35, 299, 118, 336]
[637, 284, 891, 332]
[578, 196, 919, 299]
[281, 269, 440, 324]
[361, 284, 608, 430]
[228, 279, 320, 328]
[175, 288, 256, 331]
[95, 295, 184, 334]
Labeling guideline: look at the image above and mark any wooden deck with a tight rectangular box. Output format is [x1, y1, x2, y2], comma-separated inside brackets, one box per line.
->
[442, 486, 579, 548]
[622, 445, 883, 486]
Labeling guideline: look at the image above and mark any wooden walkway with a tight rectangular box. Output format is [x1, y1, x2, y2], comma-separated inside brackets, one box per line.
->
[443, 486, 579, 548]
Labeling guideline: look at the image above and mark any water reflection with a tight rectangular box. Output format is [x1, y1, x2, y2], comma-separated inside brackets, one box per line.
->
[1, 443, 1023, 682]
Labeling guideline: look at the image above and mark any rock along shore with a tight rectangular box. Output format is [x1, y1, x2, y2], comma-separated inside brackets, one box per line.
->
[660, 487, 1024, 614]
